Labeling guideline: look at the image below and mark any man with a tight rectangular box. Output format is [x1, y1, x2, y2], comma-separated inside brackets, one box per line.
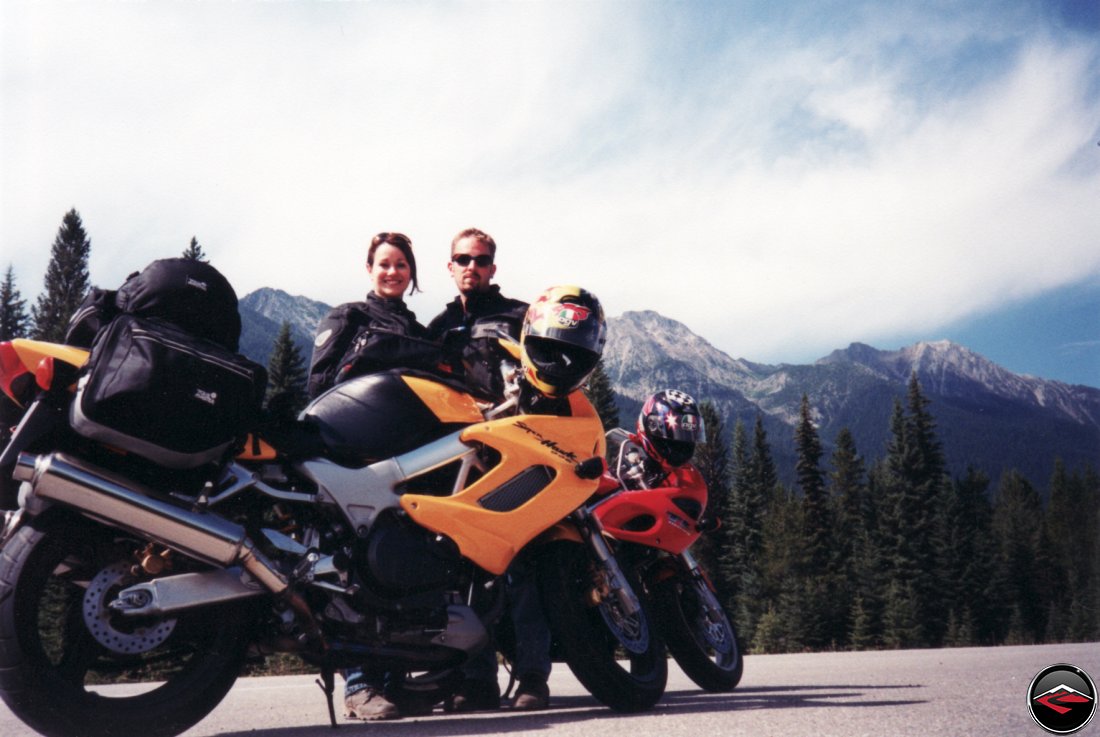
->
[427, 228, 552, 712]
[426, 227, 527, 400]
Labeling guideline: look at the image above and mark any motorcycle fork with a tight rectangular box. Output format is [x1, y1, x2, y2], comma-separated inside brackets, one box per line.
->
[572, 509, 641, 618]
[675, 550, 725, 623]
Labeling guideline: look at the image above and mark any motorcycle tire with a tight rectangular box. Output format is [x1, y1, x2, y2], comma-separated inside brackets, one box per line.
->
[0, 514, 252, 737]
[538, 541, 667, 712]
[655, 571, 743, 692]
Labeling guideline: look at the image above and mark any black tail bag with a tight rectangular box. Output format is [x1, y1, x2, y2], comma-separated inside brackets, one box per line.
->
[71, 315, 266, 469]
[65, 257, 243, 351]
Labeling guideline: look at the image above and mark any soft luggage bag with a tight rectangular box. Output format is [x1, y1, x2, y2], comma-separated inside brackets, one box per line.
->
[114, 258, 243, 351]
[71, 314, 266, 469]
[64, 287, 119, 348]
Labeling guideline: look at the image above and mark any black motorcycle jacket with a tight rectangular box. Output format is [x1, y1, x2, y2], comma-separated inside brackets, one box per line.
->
[426, 286, 528, 401]
[307, 292, 441, 399]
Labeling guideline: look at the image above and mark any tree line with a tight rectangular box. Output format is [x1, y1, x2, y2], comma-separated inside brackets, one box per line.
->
[676, 378, 1099, 653]
[1, 209, 309, 418]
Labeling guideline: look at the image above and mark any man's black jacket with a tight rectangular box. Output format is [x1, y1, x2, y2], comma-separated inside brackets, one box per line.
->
[426, 285, 528, 400]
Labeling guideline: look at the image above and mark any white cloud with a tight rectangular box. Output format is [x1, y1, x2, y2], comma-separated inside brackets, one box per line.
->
[2, 1, 1097, 368]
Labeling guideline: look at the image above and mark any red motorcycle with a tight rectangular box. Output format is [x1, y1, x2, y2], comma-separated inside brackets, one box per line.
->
[591, 429, 743, 692]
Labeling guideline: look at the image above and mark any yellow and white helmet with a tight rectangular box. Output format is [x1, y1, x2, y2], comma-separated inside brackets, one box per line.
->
[520, 286, 607, 397]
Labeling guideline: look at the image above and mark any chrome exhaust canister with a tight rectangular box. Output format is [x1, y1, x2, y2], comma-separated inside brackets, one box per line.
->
[18, 452, 287, 594]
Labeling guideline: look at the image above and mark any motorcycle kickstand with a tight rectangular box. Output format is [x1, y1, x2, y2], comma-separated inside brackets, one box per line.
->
[316, 665, 338, 729]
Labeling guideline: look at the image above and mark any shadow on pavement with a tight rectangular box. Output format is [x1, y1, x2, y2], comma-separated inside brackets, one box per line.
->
[204, 682, 925, 737]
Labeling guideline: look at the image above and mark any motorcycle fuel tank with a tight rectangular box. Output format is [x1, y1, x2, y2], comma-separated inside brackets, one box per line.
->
[302, 371, 483, 466]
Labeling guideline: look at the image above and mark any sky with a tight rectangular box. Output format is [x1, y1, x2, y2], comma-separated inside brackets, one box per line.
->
[2, 0, 1099, 388]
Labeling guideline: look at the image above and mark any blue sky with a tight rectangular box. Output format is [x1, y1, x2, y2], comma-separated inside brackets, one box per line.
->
[2, 0, 1098, 387]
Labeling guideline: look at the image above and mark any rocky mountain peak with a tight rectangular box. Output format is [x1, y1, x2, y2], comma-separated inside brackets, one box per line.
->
[235, 295, 1100, 488]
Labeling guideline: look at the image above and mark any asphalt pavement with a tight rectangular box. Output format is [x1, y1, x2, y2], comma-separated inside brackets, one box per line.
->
[2, 642, 1098, 737]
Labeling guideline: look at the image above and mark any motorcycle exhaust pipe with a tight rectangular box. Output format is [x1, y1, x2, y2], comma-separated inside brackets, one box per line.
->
[14, 452, 288, 594]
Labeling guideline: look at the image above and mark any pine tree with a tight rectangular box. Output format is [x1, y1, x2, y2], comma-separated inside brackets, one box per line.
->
[742, 412, 782, 643]
[793, 394, 835, 647]
[795, 395, 829, 567]
[756, 482, 803, 650]
[849, 460, 893, 648]
[749, 413, 778, 499]
[828, 426, 867, 648]
[849, 595, 875, 650]
[944, 467, 996, 645]
[182, 236, 208, 262]
[1043, 460, 1098, 642]
[582, 359, 619, 431]
[265, 321, 307, 421]
[0, 265, 30, 340]
[32, 209, 92, 342]
[720, 419, 764, 641]
[693, 402, 731, 521]
[882, 579, 921, 648]
[830, 428, 866, 582]
[879, 375, 949, 646]
[691, 401, 730, 577]
[990, 470, 1046, 643]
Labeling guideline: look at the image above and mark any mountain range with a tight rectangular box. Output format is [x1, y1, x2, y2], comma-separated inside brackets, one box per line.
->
[240, 288, 1100, 490]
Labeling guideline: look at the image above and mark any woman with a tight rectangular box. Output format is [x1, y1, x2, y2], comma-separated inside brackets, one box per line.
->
[307, 231, 439, 400]
[306, 232, 442, 721]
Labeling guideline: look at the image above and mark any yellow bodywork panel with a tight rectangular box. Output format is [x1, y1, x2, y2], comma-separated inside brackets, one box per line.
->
[401, 375, 484, 423]
[11, 339, 89, 370]
[400, 392, 605, 574]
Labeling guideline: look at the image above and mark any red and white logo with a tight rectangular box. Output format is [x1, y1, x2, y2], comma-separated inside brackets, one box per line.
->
[1029, 664, 1096, 734]
[553, 303, 590, 328]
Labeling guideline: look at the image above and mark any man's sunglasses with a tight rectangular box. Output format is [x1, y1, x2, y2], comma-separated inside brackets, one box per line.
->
[452, 254, 494, 267]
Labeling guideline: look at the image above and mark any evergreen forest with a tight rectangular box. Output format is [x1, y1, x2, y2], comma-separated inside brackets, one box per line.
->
[688, 380, 1100, 653]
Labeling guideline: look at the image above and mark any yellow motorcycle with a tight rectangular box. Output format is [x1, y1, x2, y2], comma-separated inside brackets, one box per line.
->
[0, 328, 666, 737]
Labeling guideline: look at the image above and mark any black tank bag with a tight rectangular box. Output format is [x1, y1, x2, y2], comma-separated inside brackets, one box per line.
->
[71, 314, 266, 469]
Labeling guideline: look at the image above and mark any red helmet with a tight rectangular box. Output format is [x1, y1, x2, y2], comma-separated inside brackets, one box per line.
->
[637, 389, 704, 467]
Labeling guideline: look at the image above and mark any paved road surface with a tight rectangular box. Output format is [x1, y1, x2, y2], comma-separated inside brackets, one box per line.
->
[2, 642, 1098, 736]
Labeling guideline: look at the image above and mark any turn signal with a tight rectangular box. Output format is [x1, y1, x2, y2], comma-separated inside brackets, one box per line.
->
[35, 357, 56, 391]
[574, 456, 606, 479]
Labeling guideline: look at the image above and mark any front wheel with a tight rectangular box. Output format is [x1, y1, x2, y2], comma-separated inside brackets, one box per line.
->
[655, 568, 743, 692]
[539, 541, 666, 712]
[0, 515, 253, 737]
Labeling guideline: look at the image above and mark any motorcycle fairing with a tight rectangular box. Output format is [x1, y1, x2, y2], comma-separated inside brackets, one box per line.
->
[0, 340, 90, 405]
[400, 393, 606, 575]
[302, 372, 480, 466]
[400, 375, 484, 423]
[592, 464, 708, 554]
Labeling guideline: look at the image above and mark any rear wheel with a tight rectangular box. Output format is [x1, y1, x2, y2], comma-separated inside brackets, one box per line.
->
[539, 542, 666, 712]
[0, 515, 252, 737]
[656, 570, 743, 691]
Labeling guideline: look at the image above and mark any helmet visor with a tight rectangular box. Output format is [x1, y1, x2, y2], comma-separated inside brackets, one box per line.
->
[525, 337, 600, 392]
[653, 437, 696, 467]
[524, 300, 606, 355]
[643, 409, 705, 444]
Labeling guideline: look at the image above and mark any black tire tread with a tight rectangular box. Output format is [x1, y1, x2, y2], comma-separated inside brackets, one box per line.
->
[538, 541, 666, 712]
[656, 576, 743, 692]
[0, 517, 249, 737]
